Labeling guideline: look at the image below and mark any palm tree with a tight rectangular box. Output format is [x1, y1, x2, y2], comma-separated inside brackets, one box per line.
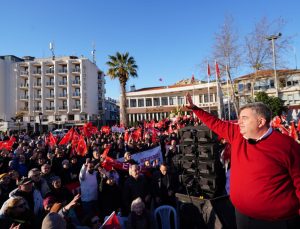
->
[106, 52, 138, 127]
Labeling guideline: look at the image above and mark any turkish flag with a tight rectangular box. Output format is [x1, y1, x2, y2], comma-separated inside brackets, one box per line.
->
[59, 128, 74, 145]
[289, 122, 299, 141]
[101, 126, 111, 135]
[48, 132, 57, 148]
[0, 136, 16, 151]
[83, 122, 98, 137]
[76, 135, 88, 156]
[215, 61, 221, 79]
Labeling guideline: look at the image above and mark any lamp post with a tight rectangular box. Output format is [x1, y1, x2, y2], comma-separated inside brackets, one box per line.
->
[16, 119, 21, 134]
[38, 112, 43, 134]
[97, 115, 101, 129]
[266, 33, 282, 97]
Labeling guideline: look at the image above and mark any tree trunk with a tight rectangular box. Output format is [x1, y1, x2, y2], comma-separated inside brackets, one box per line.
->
[120, 82, 128, 127]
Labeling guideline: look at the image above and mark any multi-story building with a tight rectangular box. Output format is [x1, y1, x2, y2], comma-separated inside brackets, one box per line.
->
[234, 69, 300, 118]
[104, 97, 120, 125]
[125, 79, 220, 124]
[0, 55, 105, 131]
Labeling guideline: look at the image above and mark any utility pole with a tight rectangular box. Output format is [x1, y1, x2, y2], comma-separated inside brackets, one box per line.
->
[266, 33, 282, 97]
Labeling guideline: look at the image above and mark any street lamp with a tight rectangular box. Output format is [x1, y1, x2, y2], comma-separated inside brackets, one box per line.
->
[16, 119, 21, 134]
[266, 33, 282, 97]
[97, 115, 101, 129]
[38, 112, 43, 134]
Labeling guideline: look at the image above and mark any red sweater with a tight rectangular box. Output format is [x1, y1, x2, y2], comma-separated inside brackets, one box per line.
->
[193, 108, 300, 220]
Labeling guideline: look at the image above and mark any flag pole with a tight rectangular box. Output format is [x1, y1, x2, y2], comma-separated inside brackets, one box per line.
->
[226, 65, 231, 120]
[215, 61, 222, 119]
[207, 63, 211, 113]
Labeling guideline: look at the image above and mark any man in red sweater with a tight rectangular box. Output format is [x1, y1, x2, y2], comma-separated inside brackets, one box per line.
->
[186, 93, 300, 229]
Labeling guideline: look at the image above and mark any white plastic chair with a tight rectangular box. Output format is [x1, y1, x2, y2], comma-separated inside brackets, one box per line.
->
[154, 205, 178, 229]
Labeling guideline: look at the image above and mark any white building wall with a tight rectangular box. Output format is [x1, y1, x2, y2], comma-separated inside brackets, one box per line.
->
[82, 59, 100, 120]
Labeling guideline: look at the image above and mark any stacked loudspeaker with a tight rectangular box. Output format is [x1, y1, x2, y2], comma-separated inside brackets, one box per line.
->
[175, 125, 225, 198]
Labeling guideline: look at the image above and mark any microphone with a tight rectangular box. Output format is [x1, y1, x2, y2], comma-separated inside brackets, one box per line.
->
[247, 139, 257, 144]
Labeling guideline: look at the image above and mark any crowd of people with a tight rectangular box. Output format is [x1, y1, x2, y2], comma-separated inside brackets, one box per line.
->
[0, 115, 203, 229]
[0, 105, 300, 229]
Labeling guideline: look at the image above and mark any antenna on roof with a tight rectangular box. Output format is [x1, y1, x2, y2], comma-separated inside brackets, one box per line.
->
[91, 42, 96, 64]
[49, 42, 55, 60]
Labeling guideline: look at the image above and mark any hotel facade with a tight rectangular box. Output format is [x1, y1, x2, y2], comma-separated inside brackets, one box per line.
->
[0, 55, 105, 131]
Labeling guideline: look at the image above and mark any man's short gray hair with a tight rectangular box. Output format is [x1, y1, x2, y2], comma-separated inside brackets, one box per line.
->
[131, 197, 145, 212]
[239, 102, 272, 125]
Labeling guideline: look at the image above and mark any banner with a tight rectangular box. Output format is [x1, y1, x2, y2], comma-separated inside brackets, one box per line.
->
[111, 126, 125, 133]
[117, 146, 163, 166]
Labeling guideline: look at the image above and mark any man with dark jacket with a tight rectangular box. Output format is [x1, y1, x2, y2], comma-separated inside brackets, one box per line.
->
[122, 164, 151, 216]
[152, 163, 178, 207]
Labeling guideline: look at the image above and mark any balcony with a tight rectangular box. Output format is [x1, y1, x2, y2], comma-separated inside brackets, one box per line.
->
[72, 105, 81, 110]
[45, 69, 54, 74]
[72, 80, 80, 85]
[72, 68, 81, 73]
[19, 95, 29, 100]
[32, 69, 42, 75]
[72, 92, 81, 97]
[20, 71, 29, 76]
[58, 106, 67, 110]
[34, 95, 42, 100]
[45, 107, 55, 111]
[33, 83, 42, 87]
[58, 93, 67, 98]
[58, 81, 67, 86]
[58, 69, 67, 74]
[45, 82, 54, 87]
[45, 94, 55, 99]
[34, 107, 42, 111]
[19, 83, 29, 88]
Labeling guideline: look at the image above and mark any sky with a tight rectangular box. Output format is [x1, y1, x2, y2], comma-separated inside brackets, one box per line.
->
[1, 0, 300, 100]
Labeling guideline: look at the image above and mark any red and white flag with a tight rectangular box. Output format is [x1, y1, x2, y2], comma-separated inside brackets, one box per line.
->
[100, 211, 121, 229]
[215, 61, 221, 79]
[207, 63, 211, 77]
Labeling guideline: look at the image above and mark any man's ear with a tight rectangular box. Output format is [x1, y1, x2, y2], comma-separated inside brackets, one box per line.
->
[258, 117, 267, 128]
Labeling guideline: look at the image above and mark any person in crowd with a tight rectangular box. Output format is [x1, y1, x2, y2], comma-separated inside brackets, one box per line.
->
[9, 177, 43, 217]
[0, 196, 34, 229]
[152, 163, 178, 208]
[28, 168, 50, 198]
[42, 193, 81, 229]
[40, 163, 55, 187]
[46, 176, 73, 205]
[127, 197, 154, 229]
[79, 158, 99, 218]
[58, 159, 72, 185]
[69, 156, 81, 182]
[186, 92, 300, 229]
[165, 140, 178, 167]
[124, 152, 138, 165]
[99, 170, 122, 220]
[0, 173, 12, 206]
[12, 154, 28, 178]
[122, 164, 151, 216]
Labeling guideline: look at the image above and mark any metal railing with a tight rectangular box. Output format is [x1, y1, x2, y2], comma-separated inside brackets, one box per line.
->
[46, 82, 54, 86]
[72, 92, 81, 97]
[58, 69, 68, 73]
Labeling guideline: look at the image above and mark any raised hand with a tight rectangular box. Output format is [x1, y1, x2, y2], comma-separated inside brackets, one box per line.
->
[185, 92, 195, 109]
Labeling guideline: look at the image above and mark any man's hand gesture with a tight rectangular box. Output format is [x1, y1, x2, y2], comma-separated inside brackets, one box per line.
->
[186, 93, 195, 109]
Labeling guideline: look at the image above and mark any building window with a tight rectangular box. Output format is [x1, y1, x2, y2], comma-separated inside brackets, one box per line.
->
[161, 97, 168, 105]
[270, 79, 275, 88]
[138, 99, 144, 107]
[130, 99, 137, 107]
[169, 96, 176, 105]
[238, 83, 244, 92]
[178, 96, 184, 105]
[146, 98, 152, 107]
[204, 94, 209, 103]
[153, 98, 160, 106]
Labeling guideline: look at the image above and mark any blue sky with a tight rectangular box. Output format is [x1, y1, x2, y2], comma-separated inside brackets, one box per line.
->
[1, 0, 299, 99]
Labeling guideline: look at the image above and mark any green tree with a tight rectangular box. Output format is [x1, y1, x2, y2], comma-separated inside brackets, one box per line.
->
[106, 52, 138, 127]
[255, 92, 285, 117]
